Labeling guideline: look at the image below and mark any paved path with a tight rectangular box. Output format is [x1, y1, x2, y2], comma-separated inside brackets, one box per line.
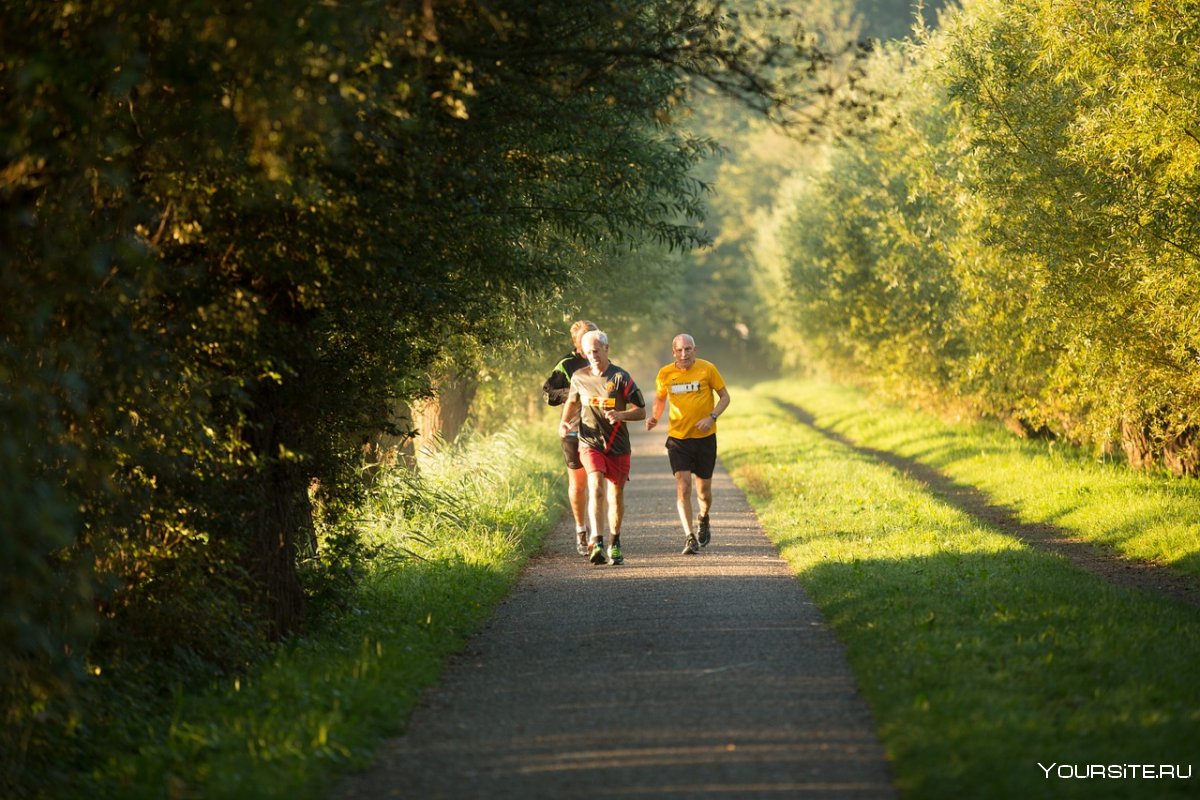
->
[337, 427, 896, 799]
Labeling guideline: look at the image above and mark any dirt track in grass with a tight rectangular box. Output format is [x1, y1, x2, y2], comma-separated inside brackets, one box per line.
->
[337, 425, 897, 799]
[775, 399, 1200, 611]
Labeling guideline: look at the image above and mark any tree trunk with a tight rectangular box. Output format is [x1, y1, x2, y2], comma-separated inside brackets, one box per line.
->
[243, 404, 308, 640]
[413, 369, 477, 462]
[526, 390, 541, 422]
[365, 400, 417, 474]
[251, 460, 308, 639]
[1121, 412, 1200, 476]
[1163, 427, 1200, 477]
[1121, 416, 1155, 471]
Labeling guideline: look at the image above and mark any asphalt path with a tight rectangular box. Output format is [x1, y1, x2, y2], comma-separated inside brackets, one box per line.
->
[337, 426, 897, 799]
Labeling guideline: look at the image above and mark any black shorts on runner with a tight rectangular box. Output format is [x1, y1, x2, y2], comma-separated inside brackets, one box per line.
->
[666, 435, 717, 479]
[561, 433, 584, 470]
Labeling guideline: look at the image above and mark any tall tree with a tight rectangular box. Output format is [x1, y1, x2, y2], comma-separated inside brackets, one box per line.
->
[2, 1, 835, 781]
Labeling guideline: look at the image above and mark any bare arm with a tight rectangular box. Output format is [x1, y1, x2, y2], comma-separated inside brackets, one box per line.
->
[606, 390, 646, 425]
[611, 403, 645, 423]
[645, 394, 667, 430]
[558, 396, 580, 438]
[713, 385, 731, 417]
[695, 386, 730, 434]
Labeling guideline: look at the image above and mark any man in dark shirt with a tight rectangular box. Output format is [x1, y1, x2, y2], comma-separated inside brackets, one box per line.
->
[558, 330, 646, 565]
[542, 320, 597, 555]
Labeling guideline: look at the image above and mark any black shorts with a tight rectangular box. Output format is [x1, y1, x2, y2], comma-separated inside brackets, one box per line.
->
[561, 434, 583, 470]
[666, 435, 717, 479]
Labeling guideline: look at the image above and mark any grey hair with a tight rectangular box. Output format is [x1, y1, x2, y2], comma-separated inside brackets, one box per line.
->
[582, 329, 609, 347]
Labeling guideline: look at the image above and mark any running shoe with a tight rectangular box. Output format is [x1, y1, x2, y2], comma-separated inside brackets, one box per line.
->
[576, 530, 589, 556]
[698, 516, 711, 547]
[608, 542, 623, 565]
[589, 541, 608, 565]
[681, 535, 700, 555]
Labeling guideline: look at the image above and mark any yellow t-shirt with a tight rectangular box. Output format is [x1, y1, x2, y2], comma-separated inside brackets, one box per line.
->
[655, 359, 726, 440]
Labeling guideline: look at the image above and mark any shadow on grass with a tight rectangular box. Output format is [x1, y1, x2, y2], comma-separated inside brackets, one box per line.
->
[772, 398, 1200, 610]
[795, 547, 1200, 800]
[69, 554, 526, 800]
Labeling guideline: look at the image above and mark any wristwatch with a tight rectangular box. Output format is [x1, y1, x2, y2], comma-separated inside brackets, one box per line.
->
[709, 412, 718, 421]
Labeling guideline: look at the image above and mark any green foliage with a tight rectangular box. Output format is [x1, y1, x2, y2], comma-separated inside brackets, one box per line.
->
[34, 422, 561, 799]
[1, 0, 835, 791]
[0, 0, 835, 786]
[667, 0, 951, 374]
[670, 1, 882, 371]
[751, 32, 965, 393]
[939, 0, 1200, 458]
[753, 0, 1200, 473]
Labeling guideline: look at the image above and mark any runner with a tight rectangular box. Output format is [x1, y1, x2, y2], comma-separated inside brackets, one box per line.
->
[542, 319, 598, 555]
[558, 330, 646, 565]
[646, 333, 731, 554]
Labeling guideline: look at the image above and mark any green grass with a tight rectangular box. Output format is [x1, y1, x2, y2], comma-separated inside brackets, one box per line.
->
[758, 377, 1200, 576]
[75, 424, 564, 800]
[719, 379, 1200, 799]
[57, 382, 1200, 798]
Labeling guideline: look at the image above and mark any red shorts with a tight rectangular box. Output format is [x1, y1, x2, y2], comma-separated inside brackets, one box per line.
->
[581, 448, 631, 486]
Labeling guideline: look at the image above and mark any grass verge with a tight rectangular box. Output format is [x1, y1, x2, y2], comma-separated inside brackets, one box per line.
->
[757, 378, 1200, 576]
[76, 423, 563, 799]
[719, 379, 1200, 799]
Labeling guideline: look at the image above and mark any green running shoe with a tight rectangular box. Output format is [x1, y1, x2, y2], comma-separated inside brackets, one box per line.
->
[589, 541, 608, 565]
[608, 543, 623, 565]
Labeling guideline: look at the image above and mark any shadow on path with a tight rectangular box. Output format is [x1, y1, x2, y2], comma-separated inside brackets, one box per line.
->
[337, 427, 897, 799]
[774, 398, 1200, 610]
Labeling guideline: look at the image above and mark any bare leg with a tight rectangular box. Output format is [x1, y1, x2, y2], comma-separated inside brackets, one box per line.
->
[568, 466, 588, 530]
[608, 481, 625, 540]
[696, 476, 713, 519]
[674, 470, 694, 536]
[587, 471, 608, 546]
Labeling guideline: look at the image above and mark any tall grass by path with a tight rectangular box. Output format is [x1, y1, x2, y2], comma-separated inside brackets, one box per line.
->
[75, 423, 565, 800]
[719, 382, 1200, 799]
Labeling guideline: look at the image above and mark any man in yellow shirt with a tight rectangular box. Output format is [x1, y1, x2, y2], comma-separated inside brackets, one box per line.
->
[646, 333, 731, 554]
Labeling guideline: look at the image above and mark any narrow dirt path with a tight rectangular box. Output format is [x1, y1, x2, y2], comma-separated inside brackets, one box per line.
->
[337, 426, 896, 799]
[775, 398, 1200, 610]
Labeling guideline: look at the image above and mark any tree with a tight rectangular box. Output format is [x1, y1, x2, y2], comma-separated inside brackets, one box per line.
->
[941, 0, 1200, 465]
[749, 0, 1200, 470]
[2, 1, 837, 784]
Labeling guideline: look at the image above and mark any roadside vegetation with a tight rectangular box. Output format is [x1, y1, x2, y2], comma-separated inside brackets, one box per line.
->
[9, 0, 1200, 796]
[747, 0, 1200, 475]
[720, 378, 1200, 799]
[47, 423, 563, 799]
[2, 2, 830, 793]
[755, 378, 1200, 577]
